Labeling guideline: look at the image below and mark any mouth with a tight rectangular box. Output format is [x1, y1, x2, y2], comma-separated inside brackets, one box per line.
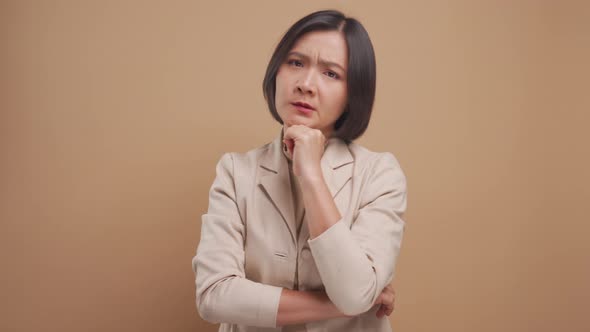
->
[291, 101, 315, 114]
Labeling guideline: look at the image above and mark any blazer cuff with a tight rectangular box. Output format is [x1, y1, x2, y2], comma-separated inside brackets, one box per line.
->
[308, 219, 346, 248]
[254, 283, 283, 327]
[308, 220, 361, 267]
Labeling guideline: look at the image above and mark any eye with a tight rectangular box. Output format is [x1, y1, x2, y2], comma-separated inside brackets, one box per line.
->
[325, 71, 340, 79]
[287, 59, 303, 67]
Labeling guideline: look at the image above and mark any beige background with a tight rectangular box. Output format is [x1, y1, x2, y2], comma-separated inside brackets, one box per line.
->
[1, 0, 589, 331]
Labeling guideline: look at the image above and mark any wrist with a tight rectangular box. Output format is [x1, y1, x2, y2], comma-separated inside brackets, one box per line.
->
[298, 169, 324, 186]
[314, 291, 351, 319]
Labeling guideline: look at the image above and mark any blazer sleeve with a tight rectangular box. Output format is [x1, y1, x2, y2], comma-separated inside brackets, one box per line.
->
[192, 153, 283, 327]
[307, 152, 407, 316]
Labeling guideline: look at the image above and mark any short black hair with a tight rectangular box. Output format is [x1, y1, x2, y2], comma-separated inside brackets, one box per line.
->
[262, 10, 376, 143]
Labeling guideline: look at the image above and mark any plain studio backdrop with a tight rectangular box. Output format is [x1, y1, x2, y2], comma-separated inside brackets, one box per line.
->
[1, 1, 588, 331]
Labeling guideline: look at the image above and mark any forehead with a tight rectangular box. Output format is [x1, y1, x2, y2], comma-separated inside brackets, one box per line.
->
[290, 30, 348, 66]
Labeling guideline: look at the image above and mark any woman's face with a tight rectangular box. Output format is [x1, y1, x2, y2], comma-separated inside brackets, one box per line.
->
[275, 30, 348, 139]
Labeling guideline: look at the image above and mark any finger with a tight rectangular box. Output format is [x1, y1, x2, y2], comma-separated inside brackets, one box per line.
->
[285, 139, 295, 155]
[376, 305, 386, 318]
[386, 305, 394, 316]
[285, 125, 324, 145]
[283, 124, 306, 140]
[387, 285, 394, 295]
[383, 292, 394, 306]
[373, 292, 383, 306]
[388, 302, 395, 315]
[282, 140, 293, 158]
[380, 304, 391, 317]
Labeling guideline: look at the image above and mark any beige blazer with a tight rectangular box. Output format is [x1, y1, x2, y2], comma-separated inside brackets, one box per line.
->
[192, 128, 407, 331]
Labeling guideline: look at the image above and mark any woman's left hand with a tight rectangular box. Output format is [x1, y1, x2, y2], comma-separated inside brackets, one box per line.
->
[283, 125, 326, 179]
[374, 284, 395, 318]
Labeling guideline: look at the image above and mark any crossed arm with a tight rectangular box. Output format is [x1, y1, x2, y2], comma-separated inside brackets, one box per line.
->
[276, 284, 396, 326]
[193, 152, 406, 327]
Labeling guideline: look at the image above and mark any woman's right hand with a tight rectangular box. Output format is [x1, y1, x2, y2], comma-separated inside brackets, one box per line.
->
[374, 284, 395, 318]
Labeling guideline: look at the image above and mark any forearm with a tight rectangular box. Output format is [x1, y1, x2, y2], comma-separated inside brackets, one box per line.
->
[276, 288, 348, 326]
[196, 274, 283, 327]
[298, 173, 379, 315]
[296, 155, 406, 316]
[298, 173, 341, 239]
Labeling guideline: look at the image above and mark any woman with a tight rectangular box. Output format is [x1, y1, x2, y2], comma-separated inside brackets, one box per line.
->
[192, 10, 407, 331]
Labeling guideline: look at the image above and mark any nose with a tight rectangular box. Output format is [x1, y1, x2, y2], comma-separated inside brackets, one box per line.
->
[295, 69, 317, 96]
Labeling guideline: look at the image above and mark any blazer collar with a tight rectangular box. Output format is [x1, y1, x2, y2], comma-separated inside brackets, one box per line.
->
[260, 127, 354, 174]
[258, 127, 354, 244]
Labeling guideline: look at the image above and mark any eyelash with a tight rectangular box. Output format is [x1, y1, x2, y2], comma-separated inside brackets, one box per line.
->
[286, 59, 340, 80]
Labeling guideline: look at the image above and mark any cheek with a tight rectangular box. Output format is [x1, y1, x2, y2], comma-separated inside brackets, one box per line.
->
[329, 85, 348, 109]
[274, 74, 291, 117]
[331, 89, 348, 118]
[275, 72, 287, 100]
[339, 89, 348, 106]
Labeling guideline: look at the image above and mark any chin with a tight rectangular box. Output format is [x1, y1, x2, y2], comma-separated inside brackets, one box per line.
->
[284, 116, 311, 127]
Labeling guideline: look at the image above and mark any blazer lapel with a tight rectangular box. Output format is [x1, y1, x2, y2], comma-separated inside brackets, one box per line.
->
[258, 130, 297, 244]
[258, 129, 354, 245]
[321, 136, 354, 198]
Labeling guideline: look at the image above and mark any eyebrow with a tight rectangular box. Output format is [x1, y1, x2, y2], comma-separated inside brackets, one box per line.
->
[287, 51, 346, 73]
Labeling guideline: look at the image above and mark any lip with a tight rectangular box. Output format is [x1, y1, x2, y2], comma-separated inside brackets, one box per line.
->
[291, 101, 315, 114]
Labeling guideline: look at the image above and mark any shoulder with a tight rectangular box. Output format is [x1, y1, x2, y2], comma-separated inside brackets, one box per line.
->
[214, 140, 273, 175]
[348, 142, 408, 211]
[348, 141, 405, 177]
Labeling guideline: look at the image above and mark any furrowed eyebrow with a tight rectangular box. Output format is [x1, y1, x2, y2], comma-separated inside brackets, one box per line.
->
[287, 51, 346, 73]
